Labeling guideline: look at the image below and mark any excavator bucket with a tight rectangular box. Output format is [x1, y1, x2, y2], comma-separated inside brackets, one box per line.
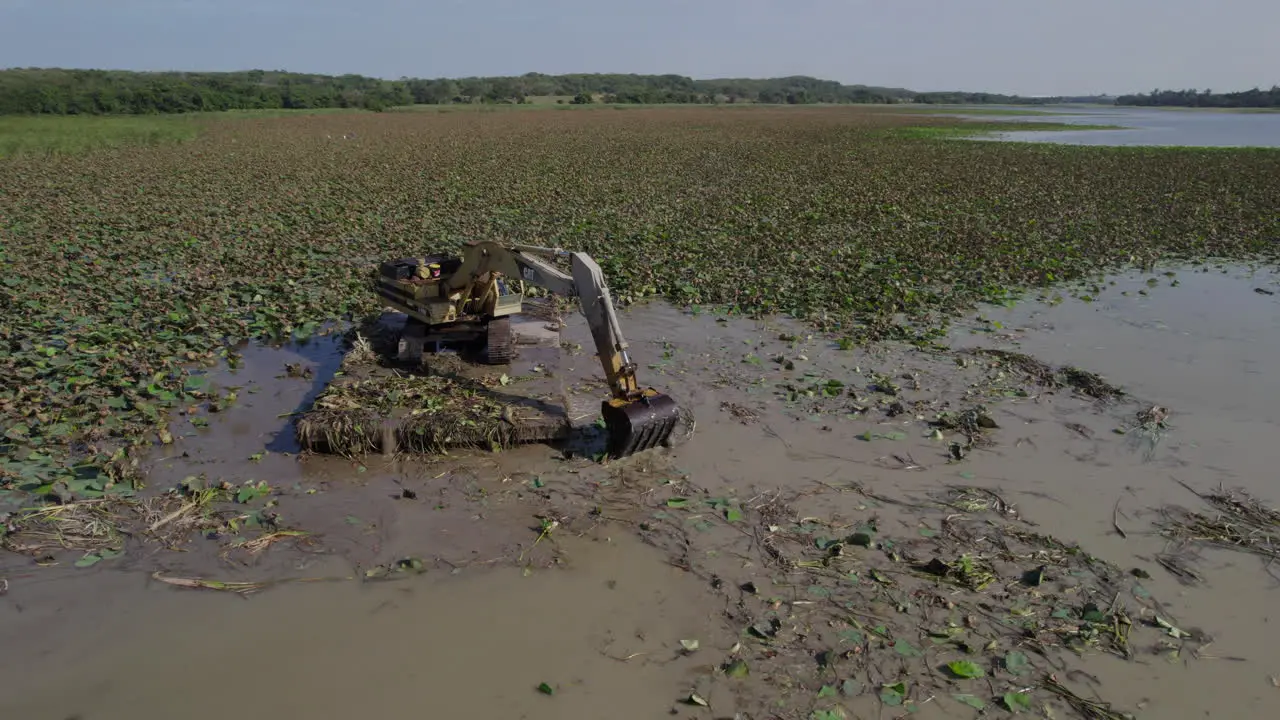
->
[600, 390, 682, 458]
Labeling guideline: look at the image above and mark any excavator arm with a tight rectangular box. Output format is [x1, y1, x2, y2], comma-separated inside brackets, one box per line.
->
[448, 240, 682, 457]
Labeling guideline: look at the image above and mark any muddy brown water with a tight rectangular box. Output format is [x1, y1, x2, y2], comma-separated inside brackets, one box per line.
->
[3, 264, 1280, 719]
[2, 530, 730, 720]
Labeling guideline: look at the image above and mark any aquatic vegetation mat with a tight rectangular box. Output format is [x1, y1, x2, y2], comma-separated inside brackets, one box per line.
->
[1, 106, 1277, 497]
[294, 344, 568, 457]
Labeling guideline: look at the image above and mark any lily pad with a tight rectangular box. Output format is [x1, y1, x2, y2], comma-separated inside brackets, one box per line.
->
[945, 660, 985, 679]
[893, 638, 921, 657]
[1003, 691, 1033, 712]
[1004, 650, 1031, 676]
[880, 681, 907, 706]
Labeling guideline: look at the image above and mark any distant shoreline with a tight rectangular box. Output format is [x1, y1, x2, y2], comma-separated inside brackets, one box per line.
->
[1, 67, 1276, 116]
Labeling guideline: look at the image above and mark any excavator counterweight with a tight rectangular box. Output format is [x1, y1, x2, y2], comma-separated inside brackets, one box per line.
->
[373, 240, 685, 459]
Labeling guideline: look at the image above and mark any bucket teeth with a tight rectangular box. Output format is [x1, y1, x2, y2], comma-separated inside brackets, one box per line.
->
[600, 392, 681, 458]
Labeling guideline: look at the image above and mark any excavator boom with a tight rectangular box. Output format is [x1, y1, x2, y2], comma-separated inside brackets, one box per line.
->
[449, 240, 683, 457]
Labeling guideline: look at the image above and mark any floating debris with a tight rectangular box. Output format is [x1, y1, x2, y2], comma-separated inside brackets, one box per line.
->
[1156, 484, 1280, 567]
[150, 572, 270, 595]
[582, 464, 1201, 720]
[961, 348, 1125, 400]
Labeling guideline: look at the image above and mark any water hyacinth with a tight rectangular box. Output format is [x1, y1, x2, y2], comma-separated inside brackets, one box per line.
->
[1, 107, 1277, 496]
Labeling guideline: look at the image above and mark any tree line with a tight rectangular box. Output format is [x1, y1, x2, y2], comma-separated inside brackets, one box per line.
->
[0, 69, 414, 115]
[0, 68, 1120, 116]
[1114, 87, 1280, 108]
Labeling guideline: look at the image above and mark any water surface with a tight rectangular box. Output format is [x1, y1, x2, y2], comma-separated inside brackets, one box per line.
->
[948, 105, 1280, 147]
[6, 266, 1280, 720]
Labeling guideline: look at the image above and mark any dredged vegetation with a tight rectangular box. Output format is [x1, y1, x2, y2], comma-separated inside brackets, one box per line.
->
[0, 106, 1278, 501]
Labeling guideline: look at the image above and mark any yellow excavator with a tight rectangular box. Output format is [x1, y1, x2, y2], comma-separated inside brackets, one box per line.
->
[374, 240, 682, 458]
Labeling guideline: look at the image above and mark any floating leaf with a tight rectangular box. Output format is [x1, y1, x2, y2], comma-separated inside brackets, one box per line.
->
[946, 660, 985, 679]
[1004, 650, 1031, 676]
[666, 497, 689, 508]
[537, 682, 554, 695]
[74, 553, 102, 568]
[1155, 616, 1189, 639]
[847, 531, 873, 547]
[724, 659, 749, 678]
[1081, 603, 1109, 623]
[880, 681, 907, 706]
[1003, 691, 1033, 712]
[953, 693, 986, 709]
[679, 639, 699, 652]
[893, 639, 921, 657]
[837, 629, 864, 645]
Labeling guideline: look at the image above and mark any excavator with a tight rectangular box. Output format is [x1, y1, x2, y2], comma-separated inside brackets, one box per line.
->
[373, 240, 683, 458]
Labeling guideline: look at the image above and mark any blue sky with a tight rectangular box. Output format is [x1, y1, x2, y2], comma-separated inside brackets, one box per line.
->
[0, 0, 1276, 96]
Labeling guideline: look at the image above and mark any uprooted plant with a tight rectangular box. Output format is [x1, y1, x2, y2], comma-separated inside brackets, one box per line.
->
[1155, 482, 1280, 582]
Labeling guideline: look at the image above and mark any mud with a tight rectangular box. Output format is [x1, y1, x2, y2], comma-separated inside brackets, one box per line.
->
[3, 264, 1280, 719]
[1, 530, 733, 720]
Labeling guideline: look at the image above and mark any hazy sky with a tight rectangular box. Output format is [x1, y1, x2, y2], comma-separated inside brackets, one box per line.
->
[0, 0, 1275, 96]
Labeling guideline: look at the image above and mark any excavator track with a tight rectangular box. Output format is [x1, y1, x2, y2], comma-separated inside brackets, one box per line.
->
[483, 316, 514, 365]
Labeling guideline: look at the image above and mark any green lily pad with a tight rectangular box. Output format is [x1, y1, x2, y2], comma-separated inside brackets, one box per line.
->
[880, 681, 907, 706]
[1003, 691, 1033, 712]
[946, 660, 985, 679]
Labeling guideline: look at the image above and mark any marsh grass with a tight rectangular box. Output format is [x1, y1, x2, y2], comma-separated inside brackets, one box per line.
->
[0, 108, 369, 157]
[0, 115, 201, 157]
